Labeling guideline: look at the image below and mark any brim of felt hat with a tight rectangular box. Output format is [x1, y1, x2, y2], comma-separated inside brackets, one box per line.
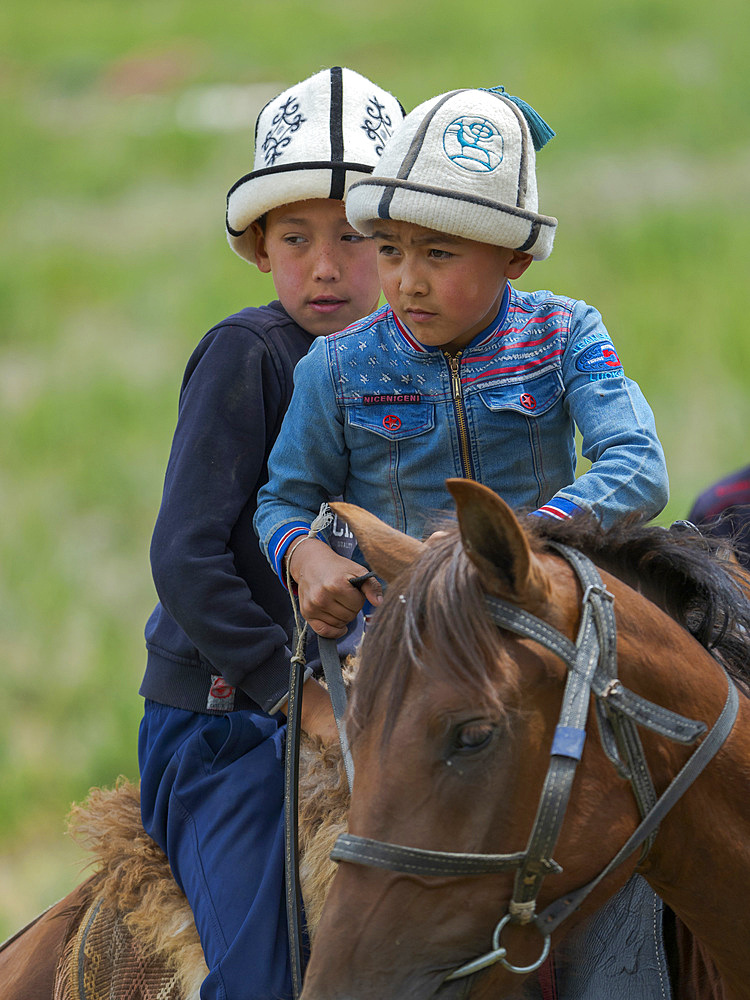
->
[346, 177, 558, 261]
[226, 161, 377, 265]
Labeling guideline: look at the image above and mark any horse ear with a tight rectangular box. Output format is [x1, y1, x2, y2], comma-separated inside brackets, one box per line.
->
[446, 479, 549, 606]
[329, 502, 425, 583]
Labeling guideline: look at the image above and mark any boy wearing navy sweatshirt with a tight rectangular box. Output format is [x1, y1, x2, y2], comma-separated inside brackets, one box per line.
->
[138, 68, 403, 1000]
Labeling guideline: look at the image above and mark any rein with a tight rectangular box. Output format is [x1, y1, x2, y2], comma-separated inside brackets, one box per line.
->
[283, 532, 368, 998]
[330, 542, 739, 982]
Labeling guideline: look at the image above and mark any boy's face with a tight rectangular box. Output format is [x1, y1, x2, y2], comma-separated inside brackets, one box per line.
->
[253, 199, 381, 337]
[372, 221, 532, 353]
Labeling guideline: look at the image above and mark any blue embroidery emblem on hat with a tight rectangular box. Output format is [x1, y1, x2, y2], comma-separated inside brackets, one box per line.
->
[443, 116, 504, 172]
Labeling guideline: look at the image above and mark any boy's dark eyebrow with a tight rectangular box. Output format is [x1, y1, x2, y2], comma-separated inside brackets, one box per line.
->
[274, 215, 358, 231]
[371, 228, 463, 247]
[273, 216, 310, 226]
[411, 233, 463, 246]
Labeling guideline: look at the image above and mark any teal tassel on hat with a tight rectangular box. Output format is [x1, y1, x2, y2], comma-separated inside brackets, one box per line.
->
[483, 86, 555, 151]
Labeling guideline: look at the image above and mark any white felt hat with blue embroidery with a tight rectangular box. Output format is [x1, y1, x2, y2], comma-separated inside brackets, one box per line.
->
[226, 67, 404, 264]
[346, 87, 557, 260]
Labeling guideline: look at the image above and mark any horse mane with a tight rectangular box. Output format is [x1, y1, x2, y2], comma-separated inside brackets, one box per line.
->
[532, 513, 750, 691]
[350, 512, 750, 739]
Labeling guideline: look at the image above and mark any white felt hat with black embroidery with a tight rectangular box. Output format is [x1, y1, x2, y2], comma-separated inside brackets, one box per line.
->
[346, 87, 557, 260]
[226, 67, 404, 264]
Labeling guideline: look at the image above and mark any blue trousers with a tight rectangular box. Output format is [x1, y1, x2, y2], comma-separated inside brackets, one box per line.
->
[139, 699, 296, 1000]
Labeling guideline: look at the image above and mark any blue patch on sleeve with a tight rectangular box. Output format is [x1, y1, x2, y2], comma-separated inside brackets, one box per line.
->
[575, 341, 622, 374]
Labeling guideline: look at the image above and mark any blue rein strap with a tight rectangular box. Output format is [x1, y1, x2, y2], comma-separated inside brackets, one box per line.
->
[316, 569, 376, 796]
[317, 637, 355, 794]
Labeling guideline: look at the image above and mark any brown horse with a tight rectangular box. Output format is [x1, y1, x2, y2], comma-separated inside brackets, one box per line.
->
[300, 479, 750, 1000]
[0, 731, 350, 999]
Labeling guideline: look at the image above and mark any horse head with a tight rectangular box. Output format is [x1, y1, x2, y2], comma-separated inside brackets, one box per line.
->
[300, 479, 747, 1000]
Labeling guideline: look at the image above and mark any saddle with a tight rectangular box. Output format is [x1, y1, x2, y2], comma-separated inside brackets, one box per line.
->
[45, 730, 349, 1000]
[53, 897, 186, 1000]
[48, 779, 207, 1000]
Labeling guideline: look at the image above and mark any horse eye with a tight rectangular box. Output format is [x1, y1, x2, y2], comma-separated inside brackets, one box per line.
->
[453, 721, 495, 755]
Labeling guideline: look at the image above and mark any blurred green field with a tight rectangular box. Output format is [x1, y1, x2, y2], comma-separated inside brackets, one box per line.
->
[1, 0, 749, 939]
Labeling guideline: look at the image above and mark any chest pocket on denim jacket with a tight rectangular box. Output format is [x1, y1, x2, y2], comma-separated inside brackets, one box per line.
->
[477, 371, 563, 416]
[347, 402, 436, 440]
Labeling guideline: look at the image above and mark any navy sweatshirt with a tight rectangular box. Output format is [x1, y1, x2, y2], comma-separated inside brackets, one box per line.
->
[141, 301, 316, 714]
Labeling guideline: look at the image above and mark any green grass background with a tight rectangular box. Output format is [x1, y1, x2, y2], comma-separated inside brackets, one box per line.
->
[1, 0, 749, 937]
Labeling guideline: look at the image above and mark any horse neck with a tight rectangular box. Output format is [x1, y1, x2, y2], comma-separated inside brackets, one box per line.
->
[633, 634, 750, 999]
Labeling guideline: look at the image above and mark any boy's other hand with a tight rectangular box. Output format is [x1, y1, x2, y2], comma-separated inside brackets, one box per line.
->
[299, 678, 339, 744]
[279, 677, 339, 744]
[288, 537, 382, 637]
[425, 530, 448, 546]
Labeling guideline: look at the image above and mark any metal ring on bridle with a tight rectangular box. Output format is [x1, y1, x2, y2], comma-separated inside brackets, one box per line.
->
[495, 914, 551, 974]
[445, 914, 550, 981]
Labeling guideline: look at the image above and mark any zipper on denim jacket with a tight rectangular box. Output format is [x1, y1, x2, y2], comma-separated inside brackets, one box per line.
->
[446, 352, 475, 480]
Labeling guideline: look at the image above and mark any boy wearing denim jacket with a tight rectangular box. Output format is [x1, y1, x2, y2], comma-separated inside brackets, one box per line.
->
[255, 86, 673, 999]
[254, 87, 668, 640]
[138, 68, 403, 1000]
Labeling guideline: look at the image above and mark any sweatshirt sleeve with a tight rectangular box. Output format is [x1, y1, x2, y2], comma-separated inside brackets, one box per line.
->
[254, 336, 348, 579]
[149, 322, 293, 708]
[531, 300, 669, 527]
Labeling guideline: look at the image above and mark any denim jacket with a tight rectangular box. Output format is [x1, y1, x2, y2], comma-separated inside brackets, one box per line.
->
[254, 285, 668, 577]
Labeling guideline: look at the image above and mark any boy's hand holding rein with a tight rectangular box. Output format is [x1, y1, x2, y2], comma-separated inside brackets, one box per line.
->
[287, 536, 383, 638]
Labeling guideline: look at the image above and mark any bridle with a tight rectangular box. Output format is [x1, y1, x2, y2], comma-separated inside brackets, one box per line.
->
[329, 542, 739, 981]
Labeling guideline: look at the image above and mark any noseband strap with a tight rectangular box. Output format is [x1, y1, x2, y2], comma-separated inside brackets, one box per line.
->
[331, 837, 556, 878]
[329, 543, 738, 981]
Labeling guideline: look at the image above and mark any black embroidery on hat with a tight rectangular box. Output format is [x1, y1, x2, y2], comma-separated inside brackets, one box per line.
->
[262, 95, 306, 167]
[362, 96, 395, 155]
